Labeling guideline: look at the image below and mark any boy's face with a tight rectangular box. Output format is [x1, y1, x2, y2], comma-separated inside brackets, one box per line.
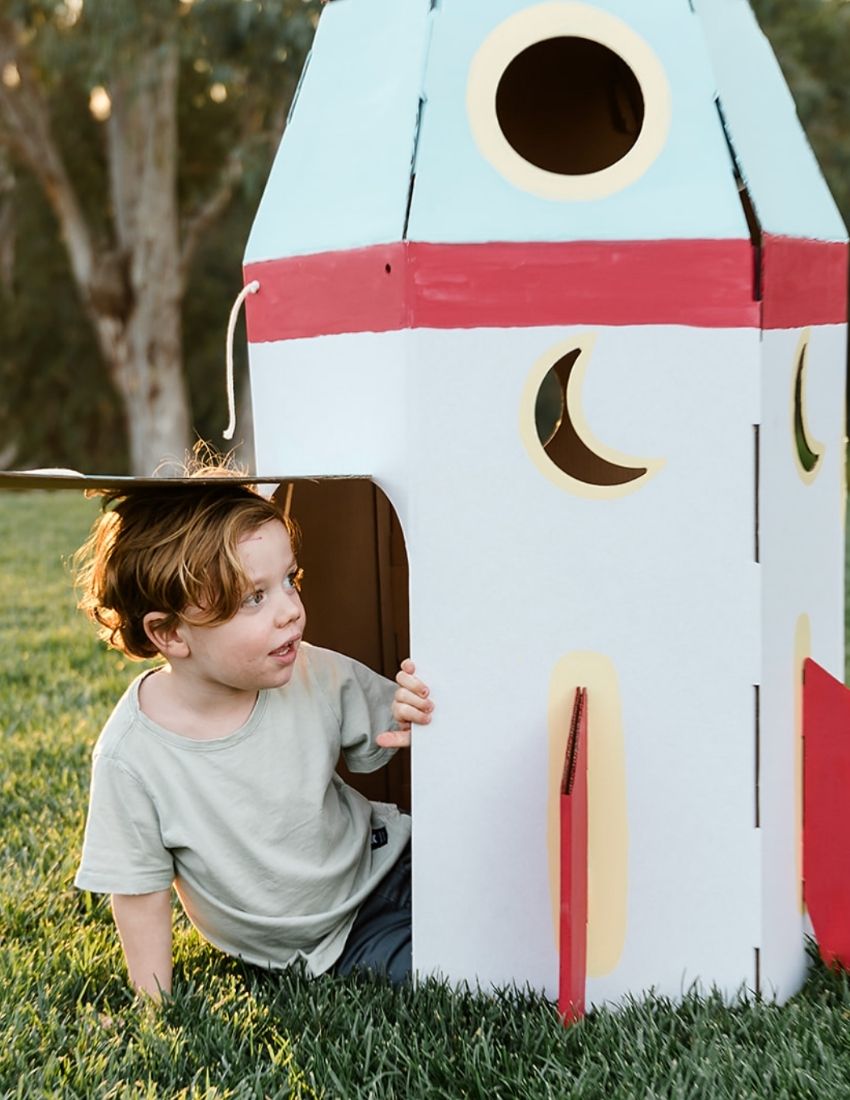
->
[178, 519, 306, 693]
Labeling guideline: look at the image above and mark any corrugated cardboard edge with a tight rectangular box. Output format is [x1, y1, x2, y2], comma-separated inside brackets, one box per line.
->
[0, 471, 372, 491]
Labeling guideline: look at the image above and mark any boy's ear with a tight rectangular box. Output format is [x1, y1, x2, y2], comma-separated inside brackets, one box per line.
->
[143, 612, 190, 659]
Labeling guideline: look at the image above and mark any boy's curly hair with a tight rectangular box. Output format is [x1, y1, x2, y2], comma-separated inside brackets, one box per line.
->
[74, 460, 298, 660]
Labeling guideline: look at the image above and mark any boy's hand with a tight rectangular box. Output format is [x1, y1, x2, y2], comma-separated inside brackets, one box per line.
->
[376, 658, 433, 748]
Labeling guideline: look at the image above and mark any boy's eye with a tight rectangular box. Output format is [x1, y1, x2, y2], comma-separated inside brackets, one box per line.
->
[286, 567, 304, 593]
[242, 589, 265, 608]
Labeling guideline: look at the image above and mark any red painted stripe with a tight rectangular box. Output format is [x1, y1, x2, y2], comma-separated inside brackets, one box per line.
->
[245, 244, 408, 343]
[410, 240, 760, 329]
[761, 235, 848, 330]
[243, 238, 843, 343]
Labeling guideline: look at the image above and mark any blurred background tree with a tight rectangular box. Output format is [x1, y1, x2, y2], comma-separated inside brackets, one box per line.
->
[752, 0, 850, 218]
[0, 0, 318, 473]
[0, 0, 846, 473]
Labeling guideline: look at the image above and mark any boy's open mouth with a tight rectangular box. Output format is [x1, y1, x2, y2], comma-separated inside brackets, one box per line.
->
[270, 638, 298, 657]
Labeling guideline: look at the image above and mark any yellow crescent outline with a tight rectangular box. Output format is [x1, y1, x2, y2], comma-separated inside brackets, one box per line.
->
[520, 333, 665, 499]
[467, 2, 672, 202]
[791, 328, 824, 485]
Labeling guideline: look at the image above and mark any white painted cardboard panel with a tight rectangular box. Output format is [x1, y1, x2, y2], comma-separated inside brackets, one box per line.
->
[403, 325, 761, 999]
[408, 0, 747, 243]
[694, 0, 846, 242]
[242, 0, 848, 1008]
[757, 324, 846, 1000]
[244, 0, 430, 263]
[251, 321, 769, 1003]
[249, 330, 412, 524]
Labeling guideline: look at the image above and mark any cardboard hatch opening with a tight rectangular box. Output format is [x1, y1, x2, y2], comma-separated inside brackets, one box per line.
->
[0, 470, 411, 812]
[273, 478, 411, 811]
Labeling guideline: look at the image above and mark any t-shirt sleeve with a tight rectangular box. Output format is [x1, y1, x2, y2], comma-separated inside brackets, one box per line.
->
[75, 753, 175, 895]
[313, 649, 398, 774]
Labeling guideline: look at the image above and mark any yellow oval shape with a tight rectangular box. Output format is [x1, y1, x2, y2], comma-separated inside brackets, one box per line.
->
[548, 651, 628, 976]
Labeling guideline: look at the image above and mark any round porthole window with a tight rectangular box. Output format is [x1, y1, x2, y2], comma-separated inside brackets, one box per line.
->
[468, 3, 671, 201]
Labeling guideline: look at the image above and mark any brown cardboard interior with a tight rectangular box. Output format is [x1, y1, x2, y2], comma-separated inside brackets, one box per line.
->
[273, 478, 411, 810]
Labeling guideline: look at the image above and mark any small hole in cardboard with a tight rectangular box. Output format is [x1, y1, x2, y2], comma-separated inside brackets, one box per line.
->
[385, 263, 392, 274]
[495, 37, 644, 175]
[535, 350, 647, 486]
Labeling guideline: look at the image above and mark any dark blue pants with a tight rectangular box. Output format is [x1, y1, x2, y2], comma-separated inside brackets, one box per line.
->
[332, 843, 411, 985]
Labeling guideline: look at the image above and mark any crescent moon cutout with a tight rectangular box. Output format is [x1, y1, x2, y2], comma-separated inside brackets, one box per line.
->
[791, 329, 823, 483]
[521, 334, 664, 499]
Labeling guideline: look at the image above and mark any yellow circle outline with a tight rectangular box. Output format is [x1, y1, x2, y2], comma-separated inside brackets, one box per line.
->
[467, 2, 672, 201]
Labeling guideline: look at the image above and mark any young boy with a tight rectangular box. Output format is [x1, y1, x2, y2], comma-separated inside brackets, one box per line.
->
[73, 480, 432, 999]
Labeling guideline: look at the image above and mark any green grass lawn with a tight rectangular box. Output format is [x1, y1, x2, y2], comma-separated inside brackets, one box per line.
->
[3, 490, 850, 1099]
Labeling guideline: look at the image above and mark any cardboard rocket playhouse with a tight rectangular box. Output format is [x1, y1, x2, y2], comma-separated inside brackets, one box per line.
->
[0, 0, 847, 1017]
[242, 0, 850, 1011]
[240, 0, 850, 1011]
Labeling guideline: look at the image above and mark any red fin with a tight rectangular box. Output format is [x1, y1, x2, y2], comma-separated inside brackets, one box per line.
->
[803, 658, 850, 967]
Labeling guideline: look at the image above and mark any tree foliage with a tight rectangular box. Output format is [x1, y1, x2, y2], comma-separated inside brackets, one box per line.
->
[752, 0, 850, 220]
[0, 0, 847, 472]
[0, 0, 318, 473]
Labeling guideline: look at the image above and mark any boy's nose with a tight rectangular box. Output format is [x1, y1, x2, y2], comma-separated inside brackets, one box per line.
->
[274, 591, 300, 626]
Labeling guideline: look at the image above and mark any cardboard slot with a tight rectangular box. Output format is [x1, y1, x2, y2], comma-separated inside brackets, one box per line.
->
[495, 37, 644, 175]
[562, 686, 586, 797]
[753, 424, 760, 563]
[403, 97, 425, 240]
[536, 350, 648, 486]
[737, 178, 763, 301]
[754, 947, 761, 997]
[272, 478, 411, 810]
[559, 686, 588, 1024]
[754, 684, 761, 828]
[713, 98, 762, 301]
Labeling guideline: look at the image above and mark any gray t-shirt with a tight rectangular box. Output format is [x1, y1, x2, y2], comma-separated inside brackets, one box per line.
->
[75, 643, 410, 975]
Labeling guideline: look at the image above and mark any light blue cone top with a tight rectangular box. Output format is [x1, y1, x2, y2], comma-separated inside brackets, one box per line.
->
[244, 0, 431, 263]
[245, 0, 845, 265]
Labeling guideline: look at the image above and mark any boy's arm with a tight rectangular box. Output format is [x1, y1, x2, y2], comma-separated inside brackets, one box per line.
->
[111, 890, 173, 1001]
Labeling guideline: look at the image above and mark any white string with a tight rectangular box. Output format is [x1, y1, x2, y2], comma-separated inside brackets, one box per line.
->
[223, 279, 260, 441]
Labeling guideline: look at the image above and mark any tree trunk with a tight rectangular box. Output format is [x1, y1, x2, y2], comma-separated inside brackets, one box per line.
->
[97, 39, 190, 474]
[99, 314, 191, 475]
[0, 12, 288, 474]
[0, 27, 192, 474]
